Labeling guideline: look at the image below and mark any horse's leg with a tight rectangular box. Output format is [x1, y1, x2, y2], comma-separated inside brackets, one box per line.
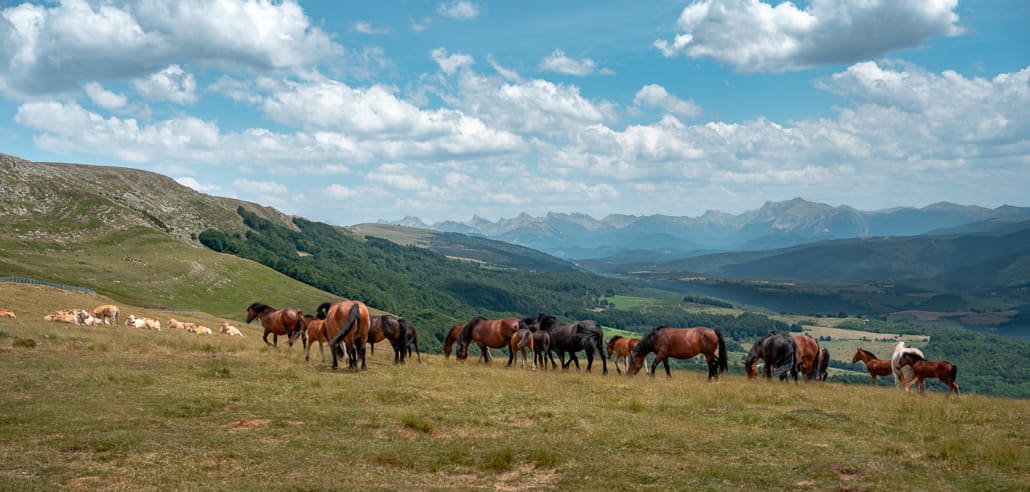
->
[614, 355, 623, 375]
[318, 342, 325, 363]
[305, 339, 311, 361]
[273, 333, 279, 347]
[870, 374, 877, 386]
[359, 341, 367, 370]
[663, 358, 671, 378]
[263, 330, 272, 347]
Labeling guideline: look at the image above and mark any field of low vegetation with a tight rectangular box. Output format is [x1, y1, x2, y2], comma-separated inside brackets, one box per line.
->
[2, 284, 1027, 490]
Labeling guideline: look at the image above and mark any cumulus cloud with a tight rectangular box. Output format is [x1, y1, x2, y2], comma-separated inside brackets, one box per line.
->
[539, 49, 613, 76]
[431, 48, 474, 75]
[633, 84, 701, 119]
[132, 65, 197, 104]
[175, 176, 221, 193]
[0, 0, 341, 97]
[354, 21, 390, 35]
[84, 82, 127, 110]
[437, 1, 480, 20]
[655, 0, 962, 72]
[233, 178, 287, 195]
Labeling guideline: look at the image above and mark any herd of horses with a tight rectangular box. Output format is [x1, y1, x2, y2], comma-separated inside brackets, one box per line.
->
[243, 301, 959, 396]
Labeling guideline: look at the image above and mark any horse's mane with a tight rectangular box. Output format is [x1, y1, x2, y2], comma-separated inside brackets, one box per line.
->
[458, 316, 486, 344]
[901, 351, 926, 362]
[248, 302, 272, 313]
[632, 326, 666, 357]
[609, 335, 624, 343]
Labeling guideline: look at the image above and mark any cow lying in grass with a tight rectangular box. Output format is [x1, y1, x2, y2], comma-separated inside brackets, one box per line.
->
[219, 322, 244, 337]
[125, 315, 162, 331]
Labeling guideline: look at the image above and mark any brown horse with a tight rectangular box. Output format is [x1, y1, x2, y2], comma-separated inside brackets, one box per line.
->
[532, 329, 552, 369]
[245, 302, 305, 348]
[301, 315, 328, 362]
[318, 301, 371, 370]
[627, 326, 727, 380]
[405, 324, 422, 363]
[455, 316, 522, 364]
[367, 314, 409, 364]
[607, 336, 648, 375]
[509, 327, 536, 369]
[443, 324, 465, 359]
[896, 352, 960, 397]
[793, 334, 821, 380]
[851, 348, 893, 385]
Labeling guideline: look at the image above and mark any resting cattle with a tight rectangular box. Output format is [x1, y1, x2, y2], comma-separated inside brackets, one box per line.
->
[44, 310, 77, 323]
[75, 310, 104, 326]
[188, 324, 213, 335]
[0, 309, 16, 318]
[125, 315, 162, 331]
[219, 322, 244, 337]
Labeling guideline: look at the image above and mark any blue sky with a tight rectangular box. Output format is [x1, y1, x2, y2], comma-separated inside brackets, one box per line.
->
[1, 0, 1028, 225]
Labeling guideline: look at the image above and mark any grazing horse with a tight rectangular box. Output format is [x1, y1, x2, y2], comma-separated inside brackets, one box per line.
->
[891, 341, 925, 389]
[245, 302, 305, 348]
[404, 324, 422, 363]
[535, 314, 608, 375]
[443, 324, 465, 359]
[301, 315, 328, 362]
[852, 348, 892, 385]
[367, 314, 409, 364]
[793, 334, 821, 380]
[509, 327, 536, 369]
[816, 347, 830, 381]
[91, 305, 120, 325]
[744, 333, 797, 381]
[455, 316, 522, 364]
[896, 352, 960, 397]
[319, 301, 371, 370]
[607, 336, 648, 375]
[627, 326, 727, 380]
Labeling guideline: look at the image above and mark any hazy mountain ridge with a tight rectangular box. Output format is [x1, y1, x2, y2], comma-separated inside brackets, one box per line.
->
[391, 197, 1030, 261]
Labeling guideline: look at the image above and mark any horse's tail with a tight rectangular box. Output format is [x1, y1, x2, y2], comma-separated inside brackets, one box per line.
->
[328, 303, 361, 354]
[818, 348, 831, 380]
[295, 310, 306, 348]
[396, 317, 409, 360]
[774, 341, 795, 380]
[715, 329, 728, 374]
[316, 302, 333, 320]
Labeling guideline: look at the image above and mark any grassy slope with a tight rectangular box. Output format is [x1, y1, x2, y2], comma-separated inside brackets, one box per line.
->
[1, 285, 1027, 490]
[0, 228, 339, 320]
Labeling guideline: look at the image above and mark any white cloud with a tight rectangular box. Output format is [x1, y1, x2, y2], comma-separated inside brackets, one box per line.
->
[655, 0, 962, 72]
[539, 49, 613, 76]
[175, 176, 220, 193]
[324, 183, 358, 200]
[354, 21, 390, 35]
[633, 84, 701, 119]
[132, 65, 197, 104]
[0, 0, 341, 97]
[233, 178, 288, 195]
[367, 164, 430, 191]
[437, 1, 480, 20]
[410, 16, 432, 32]
[84, 82, 127, 110]
[431, 48, 474, 75]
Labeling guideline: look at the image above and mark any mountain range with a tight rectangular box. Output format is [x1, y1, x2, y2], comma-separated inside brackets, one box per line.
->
[386, 198, 1030, 262]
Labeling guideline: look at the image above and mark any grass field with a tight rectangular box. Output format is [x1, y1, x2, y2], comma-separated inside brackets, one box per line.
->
[1, 285, 1027, 490]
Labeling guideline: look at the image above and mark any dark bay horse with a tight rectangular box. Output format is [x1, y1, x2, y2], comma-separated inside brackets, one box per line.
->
[301, 315, 327, 362]
[535, 314, 608, 375]
[793, 334, 821, 380]
[443, 324, 465, 359]
[896, 352, 960, 397]
[245, 302, 305, 348]
[817, 347, 830, 381]
[455, 316, 522, 364]
[532, 328, 551, 369]
[367, 314, 409, 364]
[404, 324, 422, 363]
[744, 333, 797, 381]
[607, 336, 647, 375]
[318, 300, 371, 370]
[627, 326, 726, 379]
[852, 348, 892, 385]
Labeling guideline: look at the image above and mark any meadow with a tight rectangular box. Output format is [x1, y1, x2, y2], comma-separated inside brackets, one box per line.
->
[1, 284, 1028, 491]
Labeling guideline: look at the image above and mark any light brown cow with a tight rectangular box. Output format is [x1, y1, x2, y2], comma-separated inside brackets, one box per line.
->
[75, 310, 104, 326]
[0, 309, 16, 318]
[92, 304, 120, 325]
[219, 322, 244, 337]
[126, 315, 162, 331]
[44, 310, 77, 323]
[189, 324, 213, 335]
[168, 318, 189, 331]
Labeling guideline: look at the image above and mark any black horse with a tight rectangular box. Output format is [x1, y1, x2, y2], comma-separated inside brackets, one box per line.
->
[744, 333, 798, 381]
[404, 324, 422, 363]
[535, 313, 608, 375]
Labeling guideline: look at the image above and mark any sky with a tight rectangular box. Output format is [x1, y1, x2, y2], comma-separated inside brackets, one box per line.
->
[1, 0, 1028, 226]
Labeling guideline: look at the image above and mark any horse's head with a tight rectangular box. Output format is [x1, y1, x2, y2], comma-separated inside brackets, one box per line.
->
[245, 302, 264, 323]
[606, 336, 622, 359]
[625, 352, 645, 376]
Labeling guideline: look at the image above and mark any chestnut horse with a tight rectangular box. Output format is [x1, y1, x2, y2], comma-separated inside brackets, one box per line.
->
[793, 334, 821, 380]
[607, 336, 648, 375]
[319, 300, 371, 370]
[745, 333, 797, 381]
[301, 315, 328, 362]
[851, 348, 892, 385]
[443, 324, 466, 359]
[455, 316, 522, 364]
[509, 327, 536, 369]
[367, 314, 409, 364]
[627, 326, 727, 380]
[245, 302, 305, 348]
[896, 352, 960, 397]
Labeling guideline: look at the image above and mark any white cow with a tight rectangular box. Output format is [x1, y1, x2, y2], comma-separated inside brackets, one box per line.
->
[125, 315, 162, 331]
[219, 322, 244, 337]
